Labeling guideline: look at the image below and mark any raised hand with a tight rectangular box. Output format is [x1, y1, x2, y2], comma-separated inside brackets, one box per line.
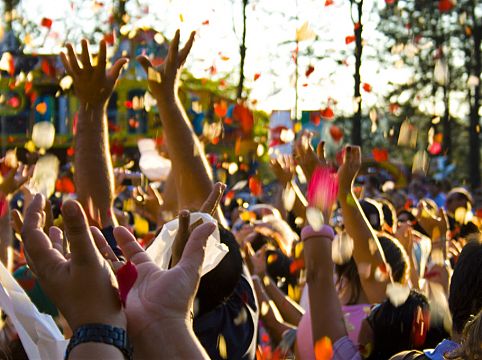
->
[134, 185, 164, 225]
[337, 145, 362, 193]
[92, 219, 214, 359]
[415, 200, 448, 239]
[294, 131, 326, 182]
[20, 194, 125, 331]
[0, 162, 34, 196]
[137, 30, 195, 104]
[60, 39, 128, 107]
[270, 154, 296, 187]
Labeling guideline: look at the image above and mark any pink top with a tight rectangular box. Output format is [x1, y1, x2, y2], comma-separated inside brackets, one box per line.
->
[296, 303, 370, 360]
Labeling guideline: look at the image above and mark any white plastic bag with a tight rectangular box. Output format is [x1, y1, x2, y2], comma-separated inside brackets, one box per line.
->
[146, 212, 229, 275]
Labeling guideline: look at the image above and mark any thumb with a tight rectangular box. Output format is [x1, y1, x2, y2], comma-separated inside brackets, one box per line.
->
[177, 222, 216, 276]
[62, 200, 98, 265]
[136, 55, 153, 74]
[108, 58, 129, 81]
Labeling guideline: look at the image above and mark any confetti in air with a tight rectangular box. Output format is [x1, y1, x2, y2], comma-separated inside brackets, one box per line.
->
[116, 261, 138, 306]
[314, 337, 333, 360]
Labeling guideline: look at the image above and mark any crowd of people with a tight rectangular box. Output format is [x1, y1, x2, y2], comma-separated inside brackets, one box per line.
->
[0, 29, 481, 360]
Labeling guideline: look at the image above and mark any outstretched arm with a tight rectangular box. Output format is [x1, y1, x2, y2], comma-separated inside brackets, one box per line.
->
[61, 40, 128, 227]
[137, 31, 214, 213]
[337, 146, 387, 303]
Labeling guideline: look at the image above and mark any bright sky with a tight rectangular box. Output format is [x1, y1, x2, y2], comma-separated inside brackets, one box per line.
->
[7, 0, 434, 117]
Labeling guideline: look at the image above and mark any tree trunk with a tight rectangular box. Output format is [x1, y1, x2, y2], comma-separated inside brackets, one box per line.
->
[469, 17, 481, 188]
[236, 0, 248, 99]
[352, 0, 363, 146]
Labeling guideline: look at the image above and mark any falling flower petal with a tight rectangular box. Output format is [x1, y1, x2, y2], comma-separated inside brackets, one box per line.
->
[386, 282, 411, 307]
[282, 184, 296, 212]
[332, 231, 354, 265]
[345, 35, 356, 44]
[41, 17, 53, 29]
[306, 207, 324, 231]
[314, 337, 333, 360]
[305, 65, 315, 77]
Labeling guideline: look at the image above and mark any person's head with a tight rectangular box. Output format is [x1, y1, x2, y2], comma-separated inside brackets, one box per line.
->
[360, 198, 384, 231]
[446, 187, 473, 215]
[378, 234, 410, 284]
[195, 226, 243, 317]
[448, 241, 482, 336]
[378, 199, 398, 234]
[358, 290, 431, 359]
[335, 257, 362, 306]
[445, 308, 482, 360]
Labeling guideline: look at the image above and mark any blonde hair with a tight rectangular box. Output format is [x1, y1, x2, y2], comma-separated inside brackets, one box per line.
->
[445, 309, 482, 359]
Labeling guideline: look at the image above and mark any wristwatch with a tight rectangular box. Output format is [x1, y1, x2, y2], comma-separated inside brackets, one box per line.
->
[65, 323, 133, 360]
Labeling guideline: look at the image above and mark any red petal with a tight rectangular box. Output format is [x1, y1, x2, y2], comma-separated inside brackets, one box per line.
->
[116, 261, 138, 306]
[345, 35, 356, 44]
[41, 17, 53, 29]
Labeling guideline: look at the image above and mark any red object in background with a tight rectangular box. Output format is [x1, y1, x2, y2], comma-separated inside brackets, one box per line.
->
[7, 96, 20, 108]
[104, 32, 115, 45]
[202, 20, 210, 25]
[128, 118, 139, 129]
[116, 261, 138, 306]
[55, 177, 75, 194]
[253, 73, 261, 81]
[385, 0, 395, 4]
[41, 59, 56, 77]
[325, 0, 334, 6]
[389, 103, 400, 114]
[24, 81, 33, 94]
[438, 0, 455, 12]
[67, 147, 75, 157]
[305, 65, 315, 77]
[41, 17, 53, 29]
[362, 82, 372, 92]
[214, 101, 228, 117]
[124, 100, 133, 109]
[234, 102, 254, 136]
[290, 259, 305, 274]
[219, 79, 226, 87]
[372, 148, 389, 162]
[329, 125, 343, 142]
[310, 111, 321, 126]
[320, 106, 334, 120]
[249, 176, 263, 197]
[111, 140, 124, 156]
[345, 35, 356, 44]
[428, 142, 442, 155]
[354, 22, 361, 30]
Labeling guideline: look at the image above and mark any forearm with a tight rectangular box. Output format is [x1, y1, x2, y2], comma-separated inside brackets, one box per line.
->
[156, 97, 213, 210]
[252, 276, 294, 343]
[0, 208, 13, 271]
[75, 103, 116, 227]
[305, 238, 346, 344]
[131, 321, 209, 359]
[264, 276, 304, 326]
[338, 189, 384, 265]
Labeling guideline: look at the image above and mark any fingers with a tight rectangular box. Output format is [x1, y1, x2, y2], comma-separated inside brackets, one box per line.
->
[65, 43, 81, 74]
[44, 200, 54, 231]
[11, 209, 23, 234]
[114, 226, 152, 265]
[177, 222, 216, 275]
[97, 39, 107, 72]
[60, 52, 75, 77]
[49, 226, 64, 253]
[178, 31, 196, 66]
[108, 57, 129, 81]
[90, 227, 125, 272]
[316, 141, 325, 162]
[21, 194, 65, 275]
[166, 29, 180, 74]
[80, 39, 93, 71]
[200, 182, 226, 216]
[23, 193, 46, 230]
[61, 200, 99, 265]
[136, 55, 153, 74]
